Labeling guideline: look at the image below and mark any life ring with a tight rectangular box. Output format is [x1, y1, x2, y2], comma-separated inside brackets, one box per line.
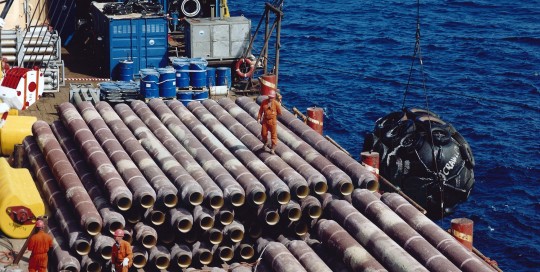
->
[181, 0, 201, 18]
[235, 58, 255, 78]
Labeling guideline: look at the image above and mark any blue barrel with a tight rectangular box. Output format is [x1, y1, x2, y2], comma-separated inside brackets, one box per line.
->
[206, 67, 216, 88]
[190, 58, 208, 88]
[216, 67, 232, 88]
[158, 66, 176, 98]
[193, 90, 209, 101]
[118, 59, 134, 81]
[172, 57, 191, 88]
[140, 68, 160, 99]
[177, 91, 193, 106]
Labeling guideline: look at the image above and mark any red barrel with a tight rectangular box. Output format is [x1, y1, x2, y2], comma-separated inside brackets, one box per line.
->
[361, 151, 380, 181]
[451, 218, 474, 251]
[307, 107, 324, 135]
[259, 74, 277, 96]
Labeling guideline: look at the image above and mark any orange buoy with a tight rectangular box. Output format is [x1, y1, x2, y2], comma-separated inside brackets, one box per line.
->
[451, 218, 474, 251]
[361, 151, 380, 181]
[259, 73, 277, 96]
[307, 107, 324, 135]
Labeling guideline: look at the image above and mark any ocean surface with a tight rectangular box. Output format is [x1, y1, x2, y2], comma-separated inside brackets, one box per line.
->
[229, 1, 539, 271]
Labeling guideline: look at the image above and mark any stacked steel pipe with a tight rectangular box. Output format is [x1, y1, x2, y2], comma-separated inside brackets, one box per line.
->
[22, 98, 497, 271]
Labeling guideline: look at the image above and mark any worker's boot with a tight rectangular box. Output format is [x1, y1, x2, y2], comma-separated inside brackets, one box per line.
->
[264, 143, 271, 152]
[270, 146, 276, 155]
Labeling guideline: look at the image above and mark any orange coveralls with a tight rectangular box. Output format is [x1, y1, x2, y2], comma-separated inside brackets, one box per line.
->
[258, 98, 282, 148]
[27, 230, 53, 272]
[111, 240, 133, 272]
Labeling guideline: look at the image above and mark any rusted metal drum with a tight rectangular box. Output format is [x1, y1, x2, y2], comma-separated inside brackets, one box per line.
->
[361, 151, 380, 181]
[451, 218, 474, 251]
[307, 107, 324, 135]
[259, 73, 277, 96]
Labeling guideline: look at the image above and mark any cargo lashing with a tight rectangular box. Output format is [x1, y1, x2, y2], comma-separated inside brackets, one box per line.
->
[6, 205, 37, 225]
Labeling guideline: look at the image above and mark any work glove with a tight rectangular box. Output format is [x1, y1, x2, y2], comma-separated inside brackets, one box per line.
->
[111, 268, 116, 272]
[122, 257, 129, 266]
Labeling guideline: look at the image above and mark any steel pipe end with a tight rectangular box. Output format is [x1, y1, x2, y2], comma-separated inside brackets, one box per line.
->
[196, 251, 213, 265]
[199, 216, 215, 230]
[218, 210, 234, 226]
[208, 229, 223, 245]
[337, 180, 354, 196]
[287, 207, 302, 222]
[142, 235, 158, 249]
[85, 220, 103, 236]
[293, 221, 309, 236]
[293, 184, 310, 199]
[133, 254, 148, 268]
[149, 210, 166, 226]
[100, 246, 113, 260]
[312, 181, 328, 195]
[189, 192, 205, 206]
[208, 193, 225, 210]
[107, 221, 125, 236]
[154, 256, 170, 270]
[177, 219, 193, 233]
[229, 229, 245, 243]
[84, 260, 101, 272]
[218, 246, 234, 262]
[229, 191, 246, 207]
[263, 210, 280, 225]
[307, 206, 323, 219]
[275, 190, 291, 205]
[176, 254, 192, 268]
[249, 190, 267, 206]
[115, 196, 133, 211]
[139, 194, 157, 209]
[248, 223, 262, 239]
[363, 179, 380, 192]
[238, 244, 255, 260]
[76, 241, 92, 256]
[163, 193, 179, 208]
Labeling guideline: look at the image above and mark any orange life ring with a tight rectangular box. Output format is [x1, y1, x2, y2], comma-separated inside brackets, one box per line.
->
[235, 58, 255, 78]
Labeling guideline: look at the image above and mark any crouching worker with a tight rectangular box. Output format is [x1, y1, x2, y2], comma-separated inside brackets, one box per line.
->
[111, 229, 132, 272]
[257, 90, 282, 154]
[28, 220, 53, 272]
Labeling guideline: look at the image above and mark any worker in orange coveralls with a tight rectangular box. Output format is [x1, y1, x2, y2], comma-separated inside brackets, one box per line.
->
[110, 229, 133, 272]
[27, 219, 53, 272]
[257, 90, 282, 154]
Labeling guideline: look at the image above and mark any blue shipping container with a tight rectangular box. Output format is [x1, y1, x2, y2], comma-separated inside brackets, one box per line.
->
[91, 2, 168, 79]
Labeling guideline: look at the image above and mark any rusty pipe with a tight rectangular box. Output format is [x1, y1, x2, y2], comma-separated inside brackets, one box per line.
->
[192, 241, 214, 266]
[132, 244, 148, 268]
[124, 206, 144, 224]
[235, 242, 255, 261]
[287, 220, 309, 237]
[123, 226, 133, 244]
[81, 255, 102, 272]
[280, 200, 302, 222]
[187, 101, 294, 204]
[76, 101, 157, 209]
[144, 208, 166, 226]
[156, 224, 176, 246]
[32, 121, 103, 235]
[278, 105, 379, 191]
[193, 205, 215, 230]
[23, 137, 92, 256]
[278, 235, 332, 272]
[171, 243, 192, 268]
[148, 99, 253, 207]
[257, 203, 280, 226]
[203, 99, 310, 199]
[315, 219, 387, 271]
[230, 262, 253, 272]
[381, 193, 494, 272]
[299, 195, 322, 219]
[255, 237, 307, 272]
[115, 102, 219, 208]
[92, 234, 114, 260]
[235, 97, 353, 196]
[50, 121, 126, 235]
[178, 227, 200, 244]
[47, 219, 81, 271]
[352, 189, 461, 272]
[134, 222, 158, 249]
[169, 206, 193, 233]
[305, 237, 350, 272]
[139, 138, 205, 206]
[57, 102, 133, 211]
[95, 101, 179, 208]
[322, 195, 428, 272]
[220, 98, 329, 195]
[149, 245, 171, 270]
[223, 219, 245, 243]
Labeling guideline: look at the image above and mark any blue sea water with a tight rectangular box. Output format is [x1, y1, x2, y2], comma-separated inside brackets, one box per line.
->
[229, 0, 540, 271]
